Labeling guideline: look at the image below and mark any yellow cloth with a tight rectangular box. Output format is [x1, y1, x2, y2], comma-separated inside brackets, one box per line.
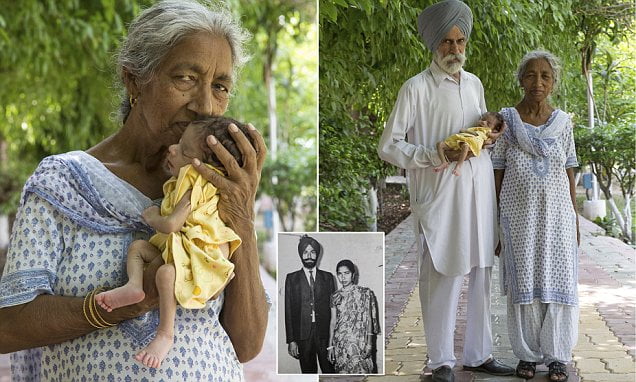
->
[149, 164, 241, 309]
[443, 127, 492, 157]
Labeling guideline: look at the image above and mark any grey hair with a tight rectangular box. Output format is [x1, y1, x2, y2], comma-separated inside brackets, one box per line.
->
[116, 0, 251, 122]
[516, 50, 561, 89]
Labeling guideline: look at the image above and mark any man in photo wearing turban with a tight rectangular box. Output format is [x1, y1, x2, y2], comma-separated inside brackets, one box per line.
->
[284, 235, 337, 373]
[377, 1, 514, 381]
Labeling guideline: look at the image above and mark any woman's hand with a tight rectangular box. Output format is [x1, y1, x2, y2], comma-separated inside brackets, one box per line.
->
[495, 242, 501, 257]
[328, 346, 335, 363]
[191, 122, 269, 362]
[191, 123, 266, 228]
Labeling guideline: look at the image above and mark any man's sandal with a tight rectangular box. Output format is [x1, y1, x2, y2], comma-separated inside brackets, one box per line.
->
[515, 360, 536, 379]
[548, 361, 568, 382]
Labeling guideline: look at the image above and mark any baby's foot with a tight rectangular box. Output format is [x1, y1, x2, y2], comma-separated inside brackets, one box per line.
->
[95, 285, 145, 312]
[433, 163, 449, 172]
[134, 332, 174, 369]
[452, 166, 462, 176]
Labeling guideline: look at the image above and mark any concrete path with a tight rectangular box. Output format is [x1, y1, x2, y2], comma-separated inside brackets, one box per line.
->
[320, 214, 635, 382]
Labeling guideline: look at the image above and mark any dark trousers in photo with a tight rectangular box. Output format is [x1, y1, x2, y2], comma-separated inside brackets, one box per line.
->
[297, 322, 334, 373]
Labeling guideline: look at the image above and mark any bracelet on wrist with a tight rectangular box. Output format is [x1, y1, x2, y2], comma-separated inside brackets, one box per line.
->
[83, 287, 116, 329]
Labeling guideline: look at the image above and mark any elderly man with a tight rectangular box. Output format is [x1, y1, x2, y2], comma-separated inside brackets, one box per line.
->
[377, 1, 514, 381]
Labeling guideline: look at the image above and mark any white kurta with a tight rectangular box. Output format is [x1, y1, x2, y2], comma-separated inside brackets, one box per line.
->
[378, 60, 497, 276]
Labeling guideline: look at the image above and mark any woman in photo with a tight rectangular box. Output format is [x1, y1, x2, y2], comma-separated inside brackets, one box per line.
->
[327, 259, 381, 374]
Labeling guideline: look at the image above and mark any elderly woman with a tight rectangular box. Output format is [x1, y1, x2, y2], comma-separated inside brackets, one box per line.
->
[327, 260, 380, 374]
[492, 50, 579, 382]
[0, 1, 268, 380]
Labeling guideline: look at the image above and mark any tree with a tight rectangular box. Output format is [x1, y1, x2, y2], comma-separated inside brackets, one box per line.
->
[233, 0, 318, 231]
[574, 35, 636, 243]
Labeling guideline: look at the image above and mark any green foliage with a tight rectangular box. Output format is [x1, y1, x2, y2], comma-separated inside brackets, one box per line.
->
[574, 32, 635, 243]
[231, 0, 317, 230]
[260, 145, 317, 231]
[593, 216, 622, 239]
[318, 0, 589, 231]
[0, 0, 146, 213]
[575, 122, 635, 200]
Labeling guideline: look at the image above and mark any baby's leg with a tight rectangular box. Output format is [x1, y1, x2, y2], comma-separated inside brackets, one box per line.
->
[95, 240, 160, 312]
[433, 141, 450, 172]
[452, 143, 470, 176]
[135, 263, 177, 369]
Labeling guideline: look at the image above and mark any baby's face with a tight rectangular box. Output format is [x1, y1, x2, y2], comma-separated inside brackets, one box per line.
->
[166, 124, 205, 177]
[480, 115, 498, 129]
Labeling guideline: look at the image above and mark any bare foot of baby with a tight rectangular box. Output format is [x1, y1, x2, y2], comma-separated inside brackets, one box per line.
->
[95, 285, 145, 312]
[134, 332, 174, 369]
[433, 163, 449, 172]
[452, 167, 462, 176]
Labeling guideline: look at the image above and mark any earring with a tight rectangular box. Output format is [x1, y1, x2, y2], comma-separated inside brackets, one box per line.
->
[129, 95, 138, 107]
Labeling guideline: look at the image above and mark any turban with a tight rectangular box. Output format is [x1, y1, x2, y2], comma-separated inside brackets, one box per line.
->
[417, 0, 473, 52]
[298, 235, 321, 257]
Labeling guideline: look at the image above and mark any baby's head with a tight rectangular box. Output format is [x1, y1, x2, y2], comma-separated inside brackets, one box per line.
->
[480, 112, 505, 132]
[166, 116, 255, 177]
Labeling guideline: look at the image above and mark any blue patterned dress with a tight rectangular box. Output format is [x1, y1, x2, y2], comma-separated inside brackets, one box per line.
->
[0, 151, 244, 381]
[492, 108, 579, 306]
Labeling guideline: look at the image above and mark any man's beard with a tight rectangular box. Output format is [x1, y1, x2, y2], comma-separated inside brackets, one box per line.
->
[435, 51, 466, 75]
[302, 259, 316, 269]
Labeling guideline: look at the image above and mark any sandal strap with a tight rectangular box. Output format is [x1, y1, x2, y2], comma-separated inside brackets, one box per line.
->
[518, 361, 536, 370]
[516, 360, 537, 379]
[548, 362, 568, 379]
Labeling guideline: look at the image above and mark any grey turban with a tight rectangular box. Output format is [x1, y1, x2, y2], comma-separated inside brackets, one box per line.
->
[417, 0, 473, 52]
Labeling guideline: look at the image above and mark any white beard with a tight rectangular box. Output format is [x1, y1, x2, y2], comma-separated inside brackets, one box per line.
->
[435, 51, 466, 75]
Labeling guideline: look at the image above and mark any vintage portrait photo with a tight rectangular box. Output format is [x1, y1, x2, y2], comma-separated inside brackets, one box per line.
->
[277, 232, 385, 375]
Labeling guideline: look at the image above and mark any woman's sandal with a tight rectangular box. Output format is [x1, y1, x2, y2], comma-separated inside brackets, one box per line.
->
[548, 361, 568, 381]
[515, 360, 536, 379]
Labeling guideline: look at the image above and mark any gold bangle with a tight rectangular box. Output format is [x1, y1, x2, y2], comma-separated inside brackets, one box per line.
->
[83, 289, 104, 329]
[88, 289, 109, 328]
[91, 287, 115, 327]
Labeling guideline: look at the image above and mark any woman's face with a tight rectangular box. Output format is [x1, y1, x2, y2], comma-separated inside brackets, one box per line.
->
[337, 265, 353, 287]
[520, 58, 554, 102]
[131, 31, 234, 156]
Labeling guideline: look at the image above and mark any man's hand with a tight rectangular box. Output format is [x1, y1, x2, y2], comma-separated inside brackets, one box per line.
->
[288, 341, 300, 359]
[495, 242, 501, 257]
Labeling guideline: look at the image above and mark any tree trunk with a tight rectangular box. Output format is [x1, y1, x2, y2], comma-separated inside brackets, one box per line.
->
[606, 198, 627, 237]
[621, 195, 633, 243]
[264, 40, 278, 160]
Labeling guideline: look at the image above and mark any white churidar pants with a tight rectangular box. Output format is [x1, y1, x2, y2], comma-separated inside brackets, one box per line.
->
[506, 298, 578, 364]
[418, 235, 493, 369]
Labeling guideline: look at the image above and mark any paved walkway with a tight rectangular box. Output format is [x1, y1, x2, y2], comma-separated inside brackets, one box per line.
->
[321, 214, 635, 382]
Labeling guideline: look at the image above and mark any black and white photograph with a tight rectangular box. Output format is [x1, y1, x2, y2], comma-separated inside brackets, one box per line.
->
[277, 232, 385, 375]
